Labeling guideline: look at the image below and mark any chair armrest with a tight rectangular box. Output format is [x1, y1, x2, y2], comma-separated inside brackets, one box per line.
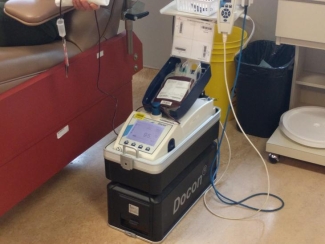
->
[4, 0, 74, 26]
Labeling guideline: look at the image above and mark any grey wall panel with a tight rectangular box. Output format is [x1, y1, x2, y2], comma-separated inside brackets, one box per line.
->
[120, 0, 278, 69]
[119, 0, 173, 69]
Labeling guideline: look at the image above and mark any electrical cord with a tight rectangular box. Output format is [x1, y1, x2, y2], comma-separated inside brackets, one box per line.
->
[94, 11, 119, 136]
[57, 5, 121, 135]
[204, 6, 284, 220]
[59, 0, 63, 18]
[221, 9, 270, 217]
[233, 14, 255, 57]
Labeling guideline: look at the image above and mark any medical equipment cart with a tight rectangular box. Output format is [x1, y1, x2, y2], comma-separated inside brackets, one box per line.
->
[266, 0, 325, 166]
[104, 1, 254, 242]
[104, 60, 220, 242]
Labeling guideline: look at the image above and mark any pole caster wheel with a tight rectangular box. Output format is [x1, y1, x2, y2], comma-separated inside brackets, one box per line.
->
[268, 153, 280, 164]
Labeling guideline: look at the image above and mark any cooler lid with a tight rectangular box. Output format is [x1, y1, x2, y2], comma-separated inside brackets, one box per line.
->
[279, 106, 325, 148]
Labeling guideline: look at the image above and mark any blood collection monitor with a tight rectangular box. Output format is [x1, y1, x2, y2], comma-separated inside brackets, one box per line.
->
[114, 113, 175, 158]
[104, 98, 220, 174]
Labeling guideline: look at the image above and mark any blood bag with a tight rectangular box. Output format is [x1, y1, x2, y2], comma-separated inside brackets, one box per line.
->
[153, 60, 202, 112]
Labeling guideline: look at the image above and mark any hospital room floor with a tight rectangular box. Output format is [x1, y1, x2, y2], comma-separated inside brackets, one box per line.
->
[0, 68, 324, 244]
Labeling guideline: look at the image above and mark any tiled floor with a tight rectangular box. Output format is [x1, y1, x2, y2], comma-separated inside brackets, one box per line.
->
[0, 68, 324, 244]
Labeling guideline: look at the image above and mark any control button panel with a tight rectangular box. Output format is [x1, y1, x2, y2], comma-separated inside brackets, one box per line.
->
[221, 7, 232, 22]
[117, 116, 174, 155]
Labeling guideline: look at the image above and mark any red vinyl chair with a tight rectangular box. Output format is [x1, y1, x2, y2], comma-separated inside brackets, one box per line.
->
[0, 0, 143, 216]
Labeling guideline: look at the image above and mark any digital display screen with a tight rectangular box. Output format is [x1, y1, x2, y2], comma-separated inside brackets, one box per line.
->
[220, 0, 231, 7]
[127, 120, 165, 146]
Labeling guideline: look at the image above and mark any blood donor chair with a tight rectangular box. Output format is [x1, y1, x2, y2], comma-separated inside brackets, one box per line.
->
[0, 0, 143, 216]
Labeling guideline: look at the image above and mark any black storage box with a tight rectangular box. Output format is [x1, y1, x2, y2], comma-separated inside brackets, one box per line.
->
[104, 118, 219, 195]
[107, 143, 216, 243]
[235, 40, 295, 138]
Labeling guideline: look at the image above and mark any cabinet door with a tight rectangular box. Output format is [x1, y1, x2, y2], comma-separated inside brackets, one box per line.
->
[276, 0, 325, 46]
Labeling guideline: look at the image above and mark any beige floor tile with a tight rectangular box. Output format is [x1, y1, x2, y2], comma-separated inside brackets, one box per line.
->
[0, 68, 324, 244]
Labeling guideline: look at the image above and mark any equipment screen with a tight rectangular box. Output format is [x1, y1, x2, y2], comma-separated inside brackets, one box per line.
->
[127, 120, 165, 146]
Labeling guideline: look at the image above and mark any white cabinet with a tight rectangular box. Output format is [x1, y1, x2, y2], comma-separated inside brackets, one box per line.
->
[276, 0, 325, 47]
[266, 0, 325, 166]
[289, 47, 325, 108]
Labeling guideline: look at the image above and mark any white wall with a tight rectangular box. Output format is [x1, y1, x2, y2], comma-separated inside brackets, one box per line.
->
[122, 0, 279, 69]
[245, 0, 279, 42]
[119, 0, 173, 69]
